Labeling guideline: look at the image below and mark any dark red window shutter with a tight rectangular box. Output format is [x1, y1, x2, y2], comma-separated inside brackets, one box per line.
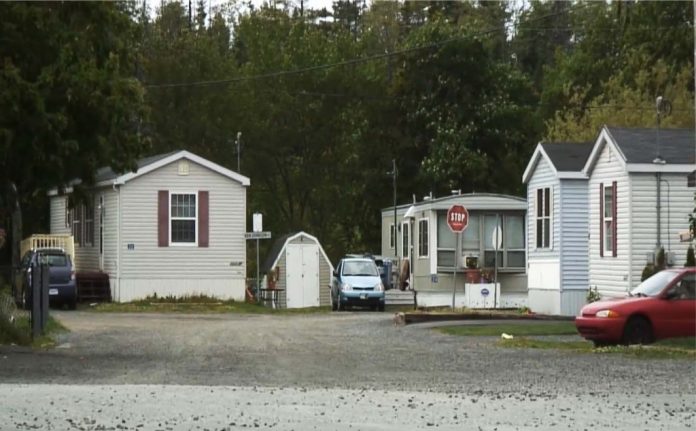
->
[612, 181, 617, 257]
[158, 191, 169, 247]
[198, 191, 209, 248]
[599, 183, 604, 258]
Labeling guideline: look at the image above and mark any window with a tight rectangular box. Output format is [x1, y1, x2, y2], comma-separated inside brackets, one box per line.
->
[418, 219, 428, 258]
[437, 212, 456, 267]
[600, 182, 617, 257]
[83, 201, 94, 246]
[401, 222, 410, 259]
[535, 187, 551, 249]
[436, 210, 525, 270]
[389, 224, 395, 249]
[170, 193, 197, 244]
[72, 205, 82, 247]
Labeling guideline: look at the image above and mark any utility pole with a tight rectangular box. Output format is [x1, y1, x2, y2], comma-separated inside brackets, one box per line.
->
[236, 131, 242, 173]
[388, 159, 399, 289]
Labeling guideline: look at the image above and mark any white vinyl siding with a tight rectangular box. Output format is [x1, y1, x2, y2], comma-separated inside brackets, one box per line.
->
[559, 179, 589, 293]
[50, 194, 101, 272]
[630, 172, 694, 288]
[588, 140, 630, 296]
[119, 160, 246, 285]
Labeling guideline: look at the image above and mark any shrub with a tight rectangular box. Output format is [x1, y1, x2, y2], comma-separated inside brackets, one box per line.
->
[586, 286, 601, 303]
[641, 263, 656, 281]
[655, 247, 666, 271]
[686, 246, 695, 268]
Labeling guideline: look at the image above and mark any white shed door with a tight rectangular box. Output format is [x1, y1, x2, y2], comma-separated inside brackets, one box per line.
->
[285, 244, 320, 308]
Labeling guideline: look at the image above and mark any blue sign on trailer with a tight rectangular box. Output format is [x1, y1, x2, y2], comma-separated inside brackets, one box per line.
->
[481, 288, 490, 297]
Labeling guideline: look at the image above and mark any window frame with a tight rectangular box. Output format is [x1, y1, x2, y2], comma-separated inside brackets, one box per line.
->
[83, 199, 94, 247]
[401, 221, 410, 259]
[535, 187, 552, 250]
[436, 210, 526, 272]
[603, 184, 614, 255]
[169, 191, 198, 246]
[418, 218, 429, 258]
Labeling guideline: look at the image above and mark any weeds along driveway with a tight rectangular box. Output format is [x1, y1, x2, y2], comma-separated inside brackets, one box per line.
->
[0, 311, 694, 397]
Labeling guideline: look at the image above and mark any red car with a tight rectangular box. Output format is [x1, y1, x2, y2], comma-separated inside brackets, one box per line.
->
[575, 268, 696, 346]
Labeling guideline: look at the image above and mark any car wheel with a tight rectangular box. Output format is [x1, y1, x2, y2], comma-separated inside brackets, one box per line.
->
[622, 316, 654, 345]
[378, 304, 385, 312]
[331, 294, 338, 311]
[68, 297, 77, 310]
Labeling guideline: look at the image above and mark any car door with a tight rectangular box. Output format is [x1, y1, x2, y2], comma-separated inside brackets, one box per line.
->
[669, 273, 696, 337]
[332, 261, 342, 300]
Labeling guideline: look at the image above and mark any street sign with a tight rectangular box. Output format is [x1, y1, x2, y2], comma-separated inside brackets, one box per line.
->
[447, 205, 469, 233]
[253, 213, 263, 233]
[481, 288, 490, 297]
[245, 232, 271, 240]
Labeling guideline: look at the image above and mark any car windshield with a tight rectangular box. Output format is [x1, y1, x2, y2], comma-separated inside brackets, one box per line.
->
[631, 270, 681, 297]
[342, 261, 378, 276]
[40, 253, 68, 267]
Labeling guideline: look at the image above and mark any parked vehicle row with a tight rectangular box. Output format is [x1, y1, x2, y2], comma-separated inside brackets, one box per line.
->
[575, 268, 695, 346]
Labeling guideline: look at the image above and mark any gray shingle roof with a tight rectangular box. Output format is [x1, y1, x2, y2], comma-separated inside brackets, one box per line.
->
[605, 126, 695, 164]
[540, 142, 593, 172]
[94, 151, 179, 183]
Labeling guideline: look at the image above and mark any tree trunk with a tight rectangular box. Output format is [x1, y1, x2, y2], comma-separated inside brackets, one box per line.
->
[10, 183, 22, 287]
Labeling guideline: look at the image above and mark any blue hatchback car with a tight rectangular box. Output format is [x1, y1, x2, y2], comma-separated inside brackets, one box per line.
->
[331, 258, 385, 311]
[14, 248, 77, 310]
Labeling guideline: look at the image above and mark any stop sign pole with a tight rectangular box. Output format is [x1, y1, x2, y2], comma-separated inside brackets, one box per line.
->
[447, 205, 469, 309]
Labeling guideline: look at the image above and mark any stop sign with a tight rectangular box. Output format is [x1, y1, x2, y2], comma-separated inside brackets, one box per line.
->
[447, 205, 469, 233]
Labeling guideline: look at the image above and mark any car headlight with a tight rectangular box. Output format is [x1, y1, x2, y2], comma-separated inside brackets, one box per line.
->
[374, 282, 384, 292]
[341, 283, 352, 292]
[595, 309, 620, 318]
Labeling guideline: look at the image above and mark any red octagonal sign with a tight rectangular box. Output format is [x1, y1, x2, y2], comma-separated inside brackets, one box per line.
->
[447, 205, 469, 233]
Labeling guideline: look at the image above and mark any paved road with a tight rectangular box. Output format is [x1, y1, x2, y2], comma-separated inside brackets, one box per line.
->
[0, 311, 694, 430]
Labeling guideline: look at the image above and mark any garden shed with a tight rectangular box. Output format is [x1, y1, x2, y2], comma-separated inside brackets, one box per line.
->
[262, 232, 333, 309]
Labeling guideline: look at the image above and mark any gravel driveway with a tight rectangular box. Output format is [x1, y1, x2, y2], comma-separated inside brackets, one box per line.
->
[0, 311, 694, 430]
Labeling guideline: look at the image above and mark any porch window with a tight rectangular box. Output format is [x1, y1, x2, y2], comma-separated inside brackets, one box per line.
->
[535, 187, 551, 249]
[170, 193, 197, 245]
[418, 218, 428, 258]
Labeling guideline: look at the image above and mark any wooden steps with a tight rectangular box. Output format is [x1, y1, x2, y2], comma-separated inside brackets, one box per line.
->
[76, 272, 111, 302]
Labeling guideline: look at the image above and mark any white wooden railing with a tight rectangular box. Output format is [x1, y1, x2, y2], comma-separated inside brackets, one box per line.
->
[20, 234, 75, 262]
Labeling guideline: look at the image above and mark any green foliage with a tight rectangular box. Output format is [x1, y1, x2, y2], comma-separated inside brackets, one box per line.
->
[586, 286, 601, 303]
[685, 246, 695, 268]
[656, 247, 666, 271]
[641, 263, 657, 282]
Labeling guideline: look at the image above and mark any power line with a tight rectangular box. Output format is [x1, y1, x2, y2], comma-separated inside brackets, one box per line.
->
[145, 3, 594, 89]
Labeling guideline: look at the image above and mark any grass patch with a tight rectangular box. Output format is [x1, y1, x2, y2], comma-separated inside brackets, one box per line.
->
[438, 321, 578, 337]
[0, 315, 68, 348]
[498, 337, 696, 360]
[87, 296, 331, 315]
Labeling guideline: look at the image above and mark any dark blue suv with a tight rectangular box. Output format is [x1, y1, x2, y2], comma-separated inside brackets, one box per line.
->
[14, 248, 77, 310]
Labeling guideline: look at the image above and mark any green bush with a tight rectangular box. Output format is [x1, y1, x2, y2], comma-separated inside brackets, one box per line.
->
[641, 263, 656, 281]
[655, 247, 666, 271]
[686, 246, 695, 268]
[586, 286, 601, 303]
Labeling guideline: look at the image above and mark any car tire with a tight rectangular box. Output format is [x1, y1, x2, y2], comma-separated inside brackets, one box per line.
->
[68, 298, 77, 310]
[331, 294, 338, 311]
[378, 304, 385, 312]
[622, 316, 654, 345]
